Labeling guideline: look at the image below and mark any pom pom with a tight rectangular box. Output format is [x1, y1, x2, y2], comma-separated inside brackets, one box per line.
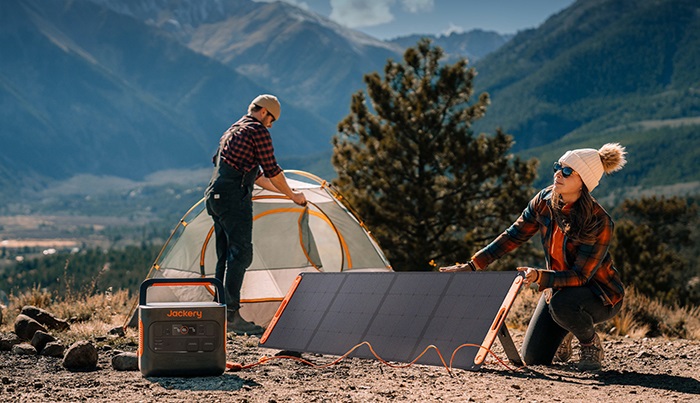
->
[598, 143, 627, 174]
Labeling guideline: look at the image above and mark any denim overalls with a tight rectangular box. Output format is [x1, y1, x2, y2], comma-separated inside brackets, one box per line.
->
[205, 156, 260, 312]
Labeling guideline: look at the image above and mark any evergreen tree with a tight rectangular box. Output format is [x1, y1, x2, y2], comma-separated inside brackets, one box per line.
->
[611, 196, 699, 306]
[332, 39, 538, 271]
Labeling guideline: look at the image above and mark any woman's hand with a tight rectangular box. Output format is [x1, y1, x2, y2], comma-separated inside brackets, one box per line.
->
[439, 263, 468, 272]
[439, 261, 476, 272]
[517, 266, 541, 285]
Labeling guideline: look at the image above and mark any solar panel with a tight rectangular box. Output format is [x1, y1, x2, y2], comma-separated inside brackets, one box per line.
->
[260, 271, 523, 370]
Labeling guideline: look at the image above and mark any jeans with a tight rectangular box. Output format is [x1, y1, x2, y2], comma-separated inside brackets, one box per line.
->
[520, 286, 622, 365]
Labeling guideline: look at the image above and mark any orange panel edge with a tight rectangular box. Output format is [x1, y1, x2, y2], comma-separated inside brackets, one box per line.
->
[259, 274, 304, 344]
[474, 275, 524, 365]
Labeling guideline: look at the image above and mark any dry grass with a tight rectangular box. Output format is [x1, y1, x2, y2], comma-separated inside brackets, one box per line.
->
[0, 285, 139, 347]
[506, 285, 700, 340]
[1, 283, 698, 346]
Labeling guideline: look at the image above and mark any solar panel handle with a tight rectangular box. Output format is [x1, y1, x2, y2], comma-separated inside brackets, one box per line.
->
[139, 278, 226, 306]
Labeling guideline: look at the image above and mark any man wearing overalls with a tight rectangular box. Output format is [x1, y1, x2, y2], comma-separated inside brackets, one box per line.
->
[206, 94, 307, 335]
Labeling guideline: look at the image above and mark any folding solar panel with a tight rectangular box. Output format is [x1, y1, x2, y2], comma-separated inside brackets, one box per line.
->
[260, 271, 523, 370]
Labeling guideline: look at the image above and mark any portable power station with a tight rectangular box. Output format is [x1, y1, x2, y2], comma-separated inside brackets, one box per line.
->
[138, 278, 227, 377]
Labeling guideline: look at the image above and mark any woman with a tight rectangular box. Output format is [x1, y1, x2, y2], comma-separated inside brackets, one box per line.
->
[440, 143, 627, 371]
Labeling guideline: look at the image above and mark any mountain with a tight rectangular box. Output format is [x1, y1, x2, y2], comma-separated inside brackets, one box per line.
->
[474, 0, 700, 149]
[471, 0, 700, 195]
[88, 0, 404, 123]
[0, 0, 333, 195]
[389, 30, 512, 64]
[2, 0, 698, 214]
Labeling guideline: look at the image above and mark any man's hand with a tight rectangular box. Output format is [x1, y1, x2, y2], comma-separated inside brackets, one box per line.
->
[291, 191, 307, 206]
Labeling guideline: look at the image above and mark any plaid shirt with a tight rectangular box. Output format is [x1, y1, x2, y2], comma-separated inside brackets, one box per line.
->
[215, 115, 282, 178]
[473, 187, 624, 306]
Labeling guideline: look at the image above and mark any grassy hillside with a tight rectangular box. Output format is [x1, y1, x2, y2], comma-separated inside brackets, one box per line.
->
[523, 121, 700, 201]
[473, 0, 700, 153]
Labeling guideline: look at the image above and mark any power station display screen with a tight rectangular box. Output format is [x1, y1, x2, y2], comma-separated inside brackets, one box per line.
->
[149, 321, 220, 352]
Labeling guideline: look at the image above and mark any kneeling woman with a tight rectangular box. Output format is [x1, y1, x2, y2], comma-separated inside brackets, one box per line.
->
[441, 143, 627, 371]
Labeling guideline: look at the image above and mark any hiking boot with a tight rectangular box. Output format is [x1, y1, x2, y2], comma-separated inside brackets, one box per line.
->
[577, 333, 604, 371]
[554, 332, 574, 363]
[227, 310, 265, 336]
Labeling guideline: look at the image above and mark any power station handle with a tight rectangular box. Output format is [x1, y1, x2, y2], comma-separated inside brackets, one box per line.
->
[139, 278, 226, 306]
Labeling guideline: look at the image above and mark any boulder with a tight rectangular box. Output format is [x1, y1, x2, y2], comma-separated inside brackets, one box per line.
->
[112, 351, 139, 371]
[30, 330, 56, 353]
[0, 333, 22, 351]
[62, 340, 98, 372]
[108, 326, 125, 337]
[41, 341, 66, 358]
[14, 314, 47, 340]
[12, 343, 37, 355]
[20, 306, 70, 331]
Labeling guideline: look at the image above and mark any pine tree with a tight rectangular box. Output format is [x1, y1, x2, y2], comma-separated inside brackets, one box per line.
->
[332, 39, 538, 271]
[611, 196, 699, 306]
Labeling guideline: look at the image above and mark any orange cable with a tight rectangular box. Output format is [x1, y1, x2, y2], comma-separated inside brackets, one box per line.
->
[226, 341, 526, 374]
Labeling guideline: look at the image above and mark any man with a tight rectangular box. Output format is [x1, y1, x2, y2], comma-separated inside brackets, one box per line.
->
[206, 94, 306, 335]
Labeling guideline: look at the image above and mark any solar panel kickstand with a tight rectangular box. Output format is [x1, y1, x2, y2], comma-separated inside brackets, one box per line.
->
[497, 323, 523, 366]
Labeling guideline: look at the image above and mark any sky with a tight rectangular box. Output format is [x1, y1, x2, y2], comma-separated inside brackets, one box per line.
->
[255, 0, 576, 39]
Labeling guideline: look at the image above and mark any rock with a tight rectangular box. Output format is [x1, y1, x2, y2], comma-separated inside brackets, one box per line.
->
[0, 333, 22, 351]
[62, 341, 98, 372]
[20, 306, 70, 331]
[12, 343, 37, 355]
[636, 350, 653, 359]
[41, 341, 66, 358]
[14, 314, 47, 340]
[112, 352, 139, 371]
[30, 330, 56, 353]
[108, 326, 125, 337]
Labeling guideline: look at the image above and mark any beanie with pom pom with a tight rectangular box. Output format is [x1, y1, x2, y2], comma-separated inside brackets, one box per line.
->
[558, 143, 627, 192]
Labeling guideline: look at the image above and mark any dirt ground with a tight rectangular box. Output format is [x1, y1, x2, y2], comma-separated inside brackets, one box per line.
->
[1, 329, 699, 403]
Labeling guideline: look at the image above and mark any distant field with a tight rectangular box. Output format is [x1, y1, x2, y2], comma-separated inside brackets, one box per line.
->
[0, 215, 132, 239]
[0, 239, 79, 248]
[0, 214, 164, 258]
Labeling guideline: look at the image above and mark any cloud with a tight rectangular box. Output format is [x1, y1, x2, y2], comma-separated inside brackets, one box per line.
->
[442, 22, 464, 37]
[328, 0, 432, 29]
[329, 0, 394, 28]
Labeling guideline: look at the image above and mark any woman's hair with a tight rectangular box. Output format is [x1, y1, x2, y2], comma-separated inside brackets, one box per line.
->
[551, 185, 601, 244]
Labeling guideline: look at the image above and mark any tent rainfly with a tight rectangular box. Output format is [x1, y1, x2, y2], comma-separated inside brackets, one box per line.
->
[128, 171, 392, 328]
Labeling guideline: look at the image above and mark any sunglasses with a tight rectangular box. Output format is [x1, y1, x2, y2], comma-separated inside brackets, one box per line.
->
[553, 162, 575, 178]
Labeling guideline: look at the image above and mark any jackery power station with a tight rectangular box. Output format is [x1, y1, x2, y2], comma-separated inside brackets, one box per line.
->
[138, 278, 227, 377]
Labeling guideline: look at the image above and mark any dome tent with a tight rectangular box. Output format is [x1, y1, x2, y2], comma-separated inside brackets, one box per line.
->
[126, 171, 392, 328]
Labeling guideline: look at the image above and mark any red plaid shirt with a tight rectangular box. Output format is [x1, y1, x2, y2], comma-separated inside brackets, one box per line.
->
[215, 115, 282, 178]
[472, 187, 624, 306]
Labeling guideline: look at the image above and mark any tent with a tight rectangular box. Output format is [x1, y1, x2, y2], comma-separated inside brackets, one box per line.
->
[128, 170, 392, 328]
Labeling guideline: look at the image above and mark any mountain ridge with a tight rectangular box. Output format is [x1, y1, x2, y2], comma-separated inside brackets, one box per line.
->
[473, 0, 700, 150]
[90, 0, 405, 118]
[0, 0, 333, 193]
[1, 0, 698, 211]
